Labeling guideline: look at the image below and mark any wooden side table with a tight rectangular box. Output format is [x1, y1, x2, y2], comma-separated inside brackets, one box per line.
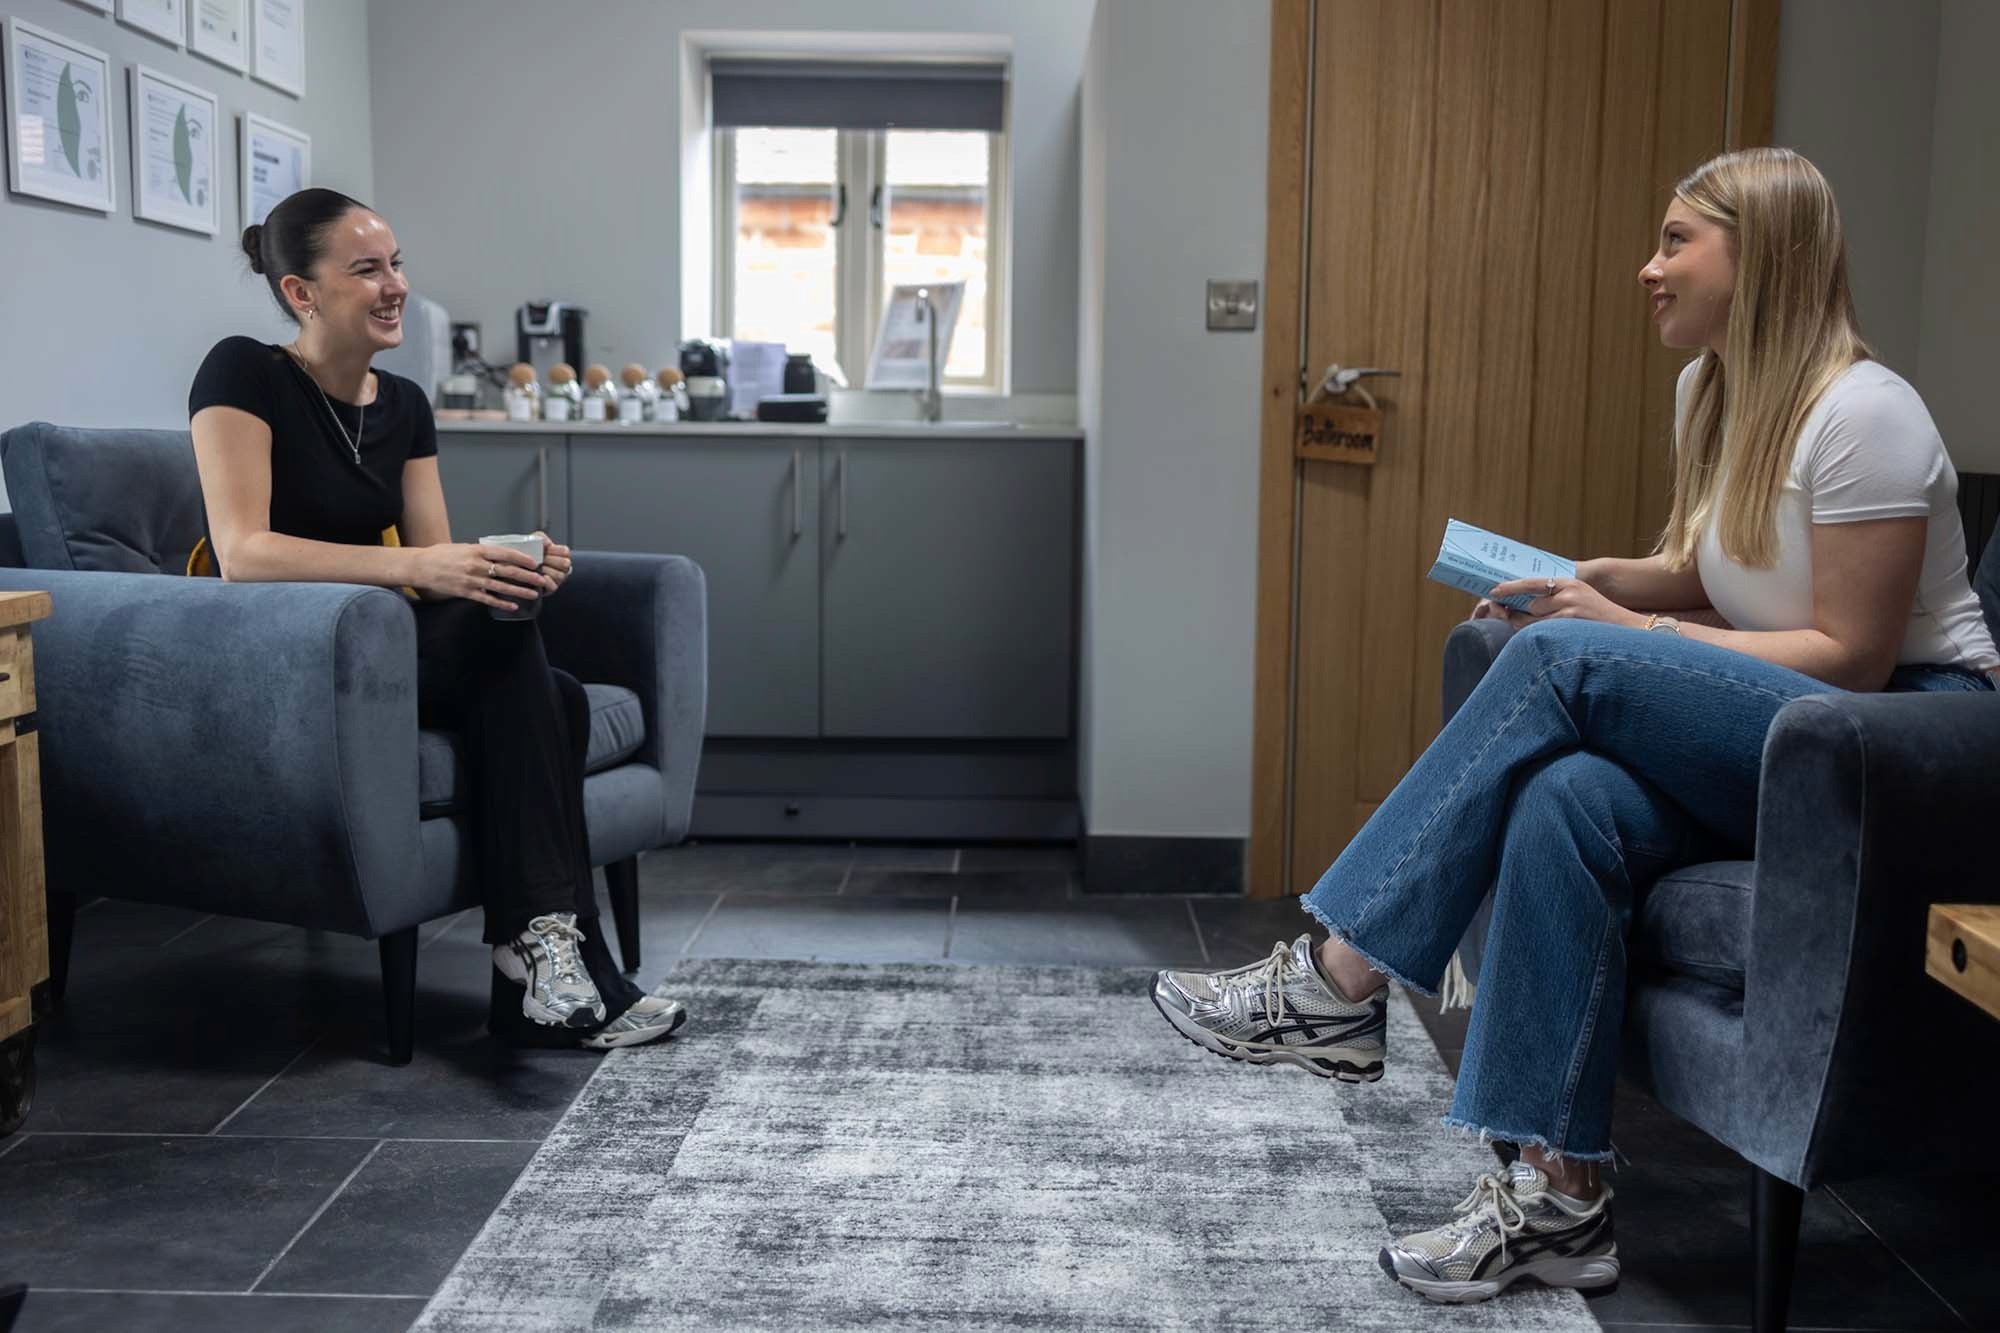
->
[1926, 904, 2000, 1023]
[0, 591, 52, 1135]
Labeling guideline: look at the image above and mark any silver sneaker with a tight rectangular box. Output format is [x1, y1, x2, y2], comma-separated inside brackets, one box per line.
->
[493, 913, 606, 1029]
[580, 994, 688, 1050]
[1151, 934, 1386, 1081]
[1380, 1161, 1619, 1303]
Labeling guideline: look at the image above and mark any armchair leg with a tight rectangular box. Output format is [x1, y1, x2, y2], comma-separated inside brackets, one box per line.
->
[379, 927, 418, 1066]
[44, 885, 77, 1007]
[605, 857, 641, 974]
[1751, 1165, 1804, 1333]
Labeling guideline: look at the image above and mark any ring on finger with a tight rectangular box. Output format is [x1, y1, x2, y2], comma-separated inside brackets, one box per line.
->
[1545, 577, 1557, 595]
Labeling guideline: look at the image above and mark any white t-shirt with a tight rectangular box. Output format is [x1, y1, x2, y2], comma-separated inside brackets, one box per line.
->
[1679, 358, 1999, 674]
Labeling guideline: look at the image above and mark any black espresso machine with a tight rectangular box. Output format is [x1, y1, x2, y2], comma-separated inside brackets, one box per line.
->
[517, 302, 588, 381]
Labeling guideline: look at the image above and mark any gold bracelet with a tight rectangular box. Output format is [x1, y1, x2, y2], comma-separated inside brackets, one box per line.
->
[1645, 614, 1683, 635]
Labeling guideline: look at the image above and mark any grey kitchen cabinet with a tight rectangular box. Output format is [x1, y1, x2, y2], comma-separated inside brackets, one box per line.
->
[820, 439, 1076, 739]
[435, 432, 568, 544]
[569, 435, 821, 738]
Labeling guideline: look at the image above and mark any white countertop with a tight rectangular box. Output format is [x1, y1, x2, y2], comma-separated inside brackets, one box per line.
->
[436, 416, 1083, 441]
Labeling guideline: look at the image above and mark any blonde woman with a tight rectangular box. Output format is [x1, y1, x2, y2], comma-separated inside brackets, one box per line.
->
[1150, 148, 1998, 1305]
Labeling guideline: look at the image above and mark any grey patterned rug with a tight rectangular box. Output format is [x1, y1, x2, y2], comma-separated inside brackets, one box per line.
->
[417, 960, 1599, 1331]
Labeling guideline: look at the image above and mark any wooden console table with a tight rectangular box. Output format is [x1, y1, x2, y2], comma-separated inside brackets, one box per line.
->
[0, 591, 52, 1135]
[1926, 904, 2000, 1023]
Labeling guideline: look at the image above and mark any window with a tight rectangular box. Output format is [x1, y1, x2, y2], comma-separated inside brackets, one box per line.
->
[710, 61, 1008, 391]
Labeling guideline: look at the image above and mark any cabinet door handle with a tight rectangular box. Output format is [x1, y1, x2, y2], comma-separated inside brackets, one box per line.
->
[837, 449, 848, 540]
[536, 445, 550, 534]
[790, 449, 802, 540]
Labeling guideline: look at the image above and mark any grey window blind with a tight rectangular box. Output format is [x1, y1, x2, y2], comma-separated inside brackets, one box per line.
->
[710, 59, 1005, 132]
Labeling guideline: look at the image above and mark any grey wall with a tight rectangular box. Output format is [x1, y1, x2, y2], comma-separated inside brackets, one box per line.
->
[365, 0, 1092, 396]
[0, 0, 376, 451]
[1076, 0, 1108, 824]
[1917, 0, 2000, 473]
[1772, 0, 1940, 383]
[1773, 0, 2000, 474]
[1078, 0, 1268, 840]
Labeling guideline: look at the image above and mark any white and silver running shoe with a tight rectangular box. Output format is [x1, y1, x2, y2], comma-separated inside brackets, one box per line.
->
[1380, 1160, 1619, 1304]
[580, 994, 688, 1050]
[1151, 934, 1386, 1081]
[493, 913, 606, 1029]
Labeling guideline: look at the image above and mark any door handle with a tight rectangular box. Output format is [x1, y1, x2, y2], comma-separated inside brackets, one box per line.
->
[837, 449, 848, 540]
[790, 449, 802, 540]
[536, 445, 549, 533]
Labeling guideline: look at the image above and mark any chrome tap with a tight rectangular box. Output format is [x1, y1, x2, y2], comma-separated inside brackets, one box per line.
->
[914, 286, 943, 423]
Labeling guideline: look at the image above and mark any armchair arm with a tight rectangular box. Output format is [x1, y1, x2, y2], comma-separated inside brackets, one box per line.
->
[0, 569, 422, 937]
[1742, 691, 2000, 1186]
[537, 552, 708, 845]
[1442, 618, 1516, 725]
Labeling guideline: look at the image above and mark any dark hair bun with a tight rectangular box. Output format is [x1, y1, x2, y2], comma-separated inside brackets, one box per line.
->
[241, 224, 265, 274]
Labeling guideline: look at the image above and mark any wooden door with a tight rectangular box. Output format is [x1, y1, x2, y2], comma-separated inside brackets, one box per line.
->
[1250, 0, 1778, 896]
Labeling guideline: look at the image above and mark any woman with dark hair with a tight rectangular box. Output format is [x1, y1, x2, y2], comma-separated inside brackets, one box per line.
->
[1150, 148, 1997, 1305]
[189, 188, 685, 1050]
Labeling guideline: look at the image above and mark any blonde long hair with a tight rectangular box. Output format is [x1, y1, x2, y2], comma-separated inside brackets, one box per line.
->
[1658, 148, 1873, 570]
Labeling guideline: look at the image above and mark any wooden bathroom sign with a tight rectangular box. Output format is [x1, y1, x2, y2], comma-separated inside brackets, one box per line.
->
[1294, 401, 1381, 465]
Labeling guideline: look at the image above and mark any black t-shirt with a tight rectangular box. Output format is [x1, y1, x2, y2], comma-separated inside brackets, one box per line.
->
[188, 336, 437, 564]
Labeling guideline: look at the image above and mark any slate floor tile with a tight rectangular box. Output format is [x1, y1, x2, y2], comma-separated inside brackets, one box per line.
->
[843, 868, 1074, 901]
[948, 897, 1202, 968]
[1581, 1163, 1962, 1331]
[15, 1291, 425, 1332]
[259, 1138, 538, 1296]
[1827, 1171, 2000, 1332]
[0, 1134, 373, 1291]
[686, 894, 951, 963]
[1188, 895, 1317, 964]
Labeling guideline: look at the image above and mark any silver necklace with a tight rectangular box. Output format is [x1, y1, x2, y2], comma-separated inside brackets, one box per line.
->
[290, 342, 366, 466]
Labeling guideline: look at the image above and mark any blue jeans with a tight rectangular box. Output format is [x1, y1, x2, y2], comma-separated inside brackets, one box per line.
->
[1299, 619, 1992, 1161]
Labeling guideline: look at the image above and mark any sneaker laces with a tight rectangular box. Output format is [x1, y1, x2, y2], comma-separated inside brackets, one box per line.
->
[1443, 1172, 1530, 1266]
[1228, 940, 1305, 1029]
[527, 914, 589, 987]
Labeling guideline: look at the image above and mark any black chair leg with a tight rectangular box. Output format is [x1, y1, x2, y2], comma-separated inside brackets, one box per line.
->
[605, 856, 641, 974]
[378, 927, 418, 1066]
[44, 886, 77, 1007]
[1752, 1165, 1805, 1333]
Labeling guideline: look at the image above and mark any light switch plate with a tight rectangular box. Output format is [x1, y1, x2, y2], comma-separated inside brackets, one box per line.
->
[1207, 279, 1259, 331]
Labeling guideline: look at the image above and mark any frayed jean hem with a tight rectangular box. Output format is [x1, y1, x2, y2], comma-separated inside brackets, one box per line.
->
[1439, 1114, 1616, 1165]
[1298, 896, 1439, 999]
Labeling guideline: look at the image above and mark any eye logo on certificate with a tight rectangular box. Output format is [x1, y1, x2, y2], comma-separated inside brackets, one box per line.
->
[4, 18, 118, 213]
[131, 64, 219, 234]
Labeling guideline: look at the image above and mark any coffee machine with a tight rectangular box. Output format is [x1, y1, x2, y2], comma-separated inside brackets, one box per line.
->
[677, 338, 731, 421]
[517, 302, 587, 381]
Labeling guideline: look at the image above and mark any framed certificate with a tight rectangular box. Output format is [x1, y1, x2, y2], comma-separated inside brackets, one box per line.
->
[239, 110, 307, 230]
[3, 19, 117, 213]
[130, 64, 217, 233]
[117, 0, 184, 48]
[187, 0, 247, 73]
[250, 0, 302, 98]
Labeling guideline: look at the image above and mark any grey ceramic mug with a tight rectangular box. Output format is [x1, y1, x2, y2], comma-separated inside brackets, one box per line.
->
[479, 533, 546, 621]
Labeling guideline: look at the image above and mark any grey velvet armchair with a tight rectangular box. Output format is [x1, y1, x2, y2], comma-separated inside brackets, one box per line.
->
[1441, 525, 2000, 1333]
[0, 422, 707, 1063]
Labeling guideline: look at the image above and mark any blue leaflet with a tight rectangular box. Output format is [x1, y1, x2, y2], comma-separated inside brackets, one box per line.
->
[1427, 519, 1576, 612]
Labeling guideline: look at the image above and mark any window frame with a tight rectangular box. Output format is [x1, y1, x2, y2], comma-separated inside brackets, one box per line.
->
[713, 125, 1008, 393]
